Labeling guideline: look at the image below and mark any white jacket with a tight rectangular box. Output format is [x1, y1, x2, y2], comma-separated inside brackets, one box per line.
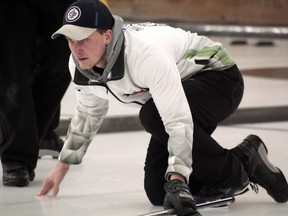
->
[59, 17, 235, 183]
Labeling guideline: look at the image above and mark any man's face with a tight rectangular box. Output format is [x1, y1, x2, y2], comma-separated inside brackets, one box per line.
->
[66, 30, 112, 69]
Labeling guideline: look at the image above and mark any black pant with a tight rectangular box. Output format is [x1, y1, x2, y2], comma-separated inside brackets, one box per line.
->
[0, 0, 73, 172]
[139, 65, 245, 205]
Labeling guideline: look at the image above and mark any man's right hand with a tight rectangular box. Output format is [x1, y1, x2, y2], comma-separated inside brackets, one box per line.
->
[36, 161, 70, 197]
[164, 179, 202, 216]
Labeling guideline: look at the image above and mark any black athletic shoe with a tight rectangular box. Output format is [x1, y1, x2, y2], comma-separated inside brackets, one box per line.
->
[237, 134, 288, 203]
[2, 161, 35, 187]
[39, 131, 64, 159]
[193, 167, 249, 204]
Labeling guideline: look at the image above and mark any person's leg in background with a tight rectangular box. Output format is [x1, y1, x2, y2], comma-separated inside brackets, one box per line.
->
[32, 0, 73, 159]
[39, 105, 65, 158]
[0, 0, 39, 187]
[0, 0, 73, 187]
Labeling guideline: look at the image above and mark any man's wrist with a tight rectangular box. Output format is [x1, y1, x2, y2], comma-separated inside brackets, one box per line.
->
[169, 173, 186, 183]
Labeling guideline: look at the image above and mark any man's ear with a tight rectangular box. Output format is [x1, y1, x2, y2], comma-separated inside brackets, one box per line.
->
[104, 29, 113, 45]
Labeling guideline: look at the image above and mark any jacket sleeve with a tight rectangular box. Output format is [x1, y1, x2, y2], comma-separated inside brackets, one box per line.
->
[132, 47, 193, 183]
[58, 85, 109, 165]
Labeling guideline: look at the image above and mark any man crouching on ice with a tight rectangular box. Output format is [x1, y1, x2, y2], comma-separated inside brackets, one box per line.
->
[37, 1, 288, 215]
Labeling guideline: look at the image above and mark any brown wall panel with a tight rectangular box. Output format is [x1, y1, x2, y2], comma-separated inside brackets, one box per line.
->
[108, 0, 288, 26]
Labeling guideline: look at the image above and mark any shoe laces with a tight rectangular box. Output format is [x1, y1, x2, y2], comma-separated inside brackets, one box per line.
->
[250, 182, 259, 194]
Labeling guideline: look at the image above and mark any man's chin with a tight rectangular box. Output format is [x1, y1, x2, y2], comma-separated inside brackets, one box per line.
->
[79, 64, 91, 70]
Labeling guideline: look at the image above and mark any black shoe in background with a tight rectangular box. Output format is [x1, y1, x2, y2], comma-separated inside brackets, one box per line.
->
[39, 131, 64, 159]
[2, 161, 35, 187]
[236, 134, 288, 203]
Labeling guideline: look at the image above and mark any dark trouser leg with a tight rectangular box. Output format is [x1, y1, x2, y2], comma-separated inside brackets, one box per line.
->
[0, 0, 39, 172]
[32, 0, 72, 142]
[47, 105, 61, 133]
[0, 0, 72, 172]
[140, 65, 245, 205]
[143, 136, 168, 205]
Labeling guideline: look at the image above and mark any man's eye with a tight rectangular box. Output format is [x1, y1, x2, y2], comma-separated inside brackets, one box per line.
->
[80, 38, 88, 43]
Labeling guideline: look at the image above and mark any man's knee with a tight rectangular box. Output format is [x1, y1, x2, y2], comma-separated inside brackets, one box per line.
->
[139, 100, 167, 141]
[144, 174, 165, 206]
[139, 99, 157, 130]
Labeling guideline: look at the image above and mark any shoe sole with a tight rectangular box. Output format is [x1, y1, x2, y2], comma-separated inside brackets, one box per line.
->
[38, 149, 59, 159]
[3, 178, 29, 187]
[234, 185, 250, 196]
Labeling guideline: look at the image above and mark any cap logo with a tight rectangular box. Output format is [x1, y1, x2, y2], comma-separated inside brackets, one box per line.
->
[65, 6, 81, 23]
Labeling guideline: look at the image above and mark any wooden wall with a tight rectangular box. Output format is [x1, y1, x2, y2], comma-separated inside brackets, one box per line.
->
[108, 0, 288, 26]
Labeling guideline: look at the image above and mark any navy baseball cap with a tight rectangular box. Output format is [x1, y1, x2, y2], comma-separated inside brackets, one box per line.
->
[52, 0, 114, 40]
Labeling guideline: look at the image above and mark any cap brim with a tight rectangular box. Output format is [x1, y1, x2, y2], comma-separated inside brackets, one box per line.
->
[51, 24, 97, 40]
